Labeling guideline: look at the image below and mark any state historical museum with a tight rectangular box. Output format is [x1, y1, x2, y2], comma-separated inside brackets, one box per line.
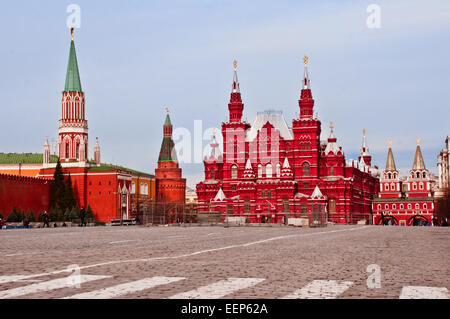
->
[196, 59, 380, 224]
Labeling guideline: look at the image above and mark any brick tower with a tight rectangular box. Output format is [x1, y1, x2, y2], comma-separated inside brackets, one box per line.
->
[155, 109, 186, 207]
[58, 28, 89, 164]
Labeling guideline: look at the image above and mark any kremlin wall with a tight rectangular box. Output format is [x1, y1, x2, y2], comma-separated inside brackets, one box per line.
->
[0, 29, 447, 226]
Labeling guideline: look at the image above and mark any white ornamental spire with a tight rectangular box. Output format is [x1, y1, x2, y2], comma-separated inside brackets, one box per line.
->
[232, 60, 240, 93]
[303, 56, 311, 90]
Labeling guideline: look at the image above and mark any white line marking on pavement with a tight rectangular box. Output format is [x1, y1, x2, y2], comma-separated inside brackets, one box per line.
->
[168, 278, 265, 299]
[0, 276, 30, 284]
[1, 226, 368, 284]
[0, 275, 111, 299]
[109, 240, 137, 244]
[399, 286, 448, 299]
[64, 276, 185, 299]
[283, 280, 354, 299]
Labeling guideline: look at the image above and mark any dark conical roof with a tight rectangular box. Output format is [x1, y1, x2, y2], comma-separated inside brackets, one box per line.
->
[64, 39, 82, 92]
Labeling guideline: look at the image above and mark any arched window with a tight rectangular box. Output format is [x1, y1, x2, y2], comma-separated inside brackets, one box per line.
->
[302, 162, 310, 177]
[408, 204, 412, 209]
[388, 173, 392, 179]
[211, 169, 215, 180]
[131, 182, 136, 194]
[65, 143, 69, 158]
[76, 143, 80, 159]
[258, 164, 263, 178]
[385, 204, 389, 210]
[266, 164, 273, 178]
[416, 172, 420, 178]
[400, 204, 404, 210]
[422, 172, 426, 178]
[385, 184, 389, 191]
[276, 163, 281, 177]
[423, 203, 427, 209]
[419, 183, 423, 190]
[415, 204, 419, 209]
[413, 183, 417, 190]
[391, 183, 395, 191]
[393, 204, 396, 209]
[231, 165, 238, 179]
[329, 200, 336, 213]
[330, 166, 334, 176]
[283, 198, 289, 212]
[244, 199, 250, 214]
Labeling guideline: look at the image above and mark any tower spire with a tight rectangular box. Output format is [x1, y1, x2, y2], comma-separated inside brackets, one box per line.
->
[299, 56, 314, 119]
[228, 60, 244, 123]
[159, 108, 177, 163]
[385, 140, 397, 171]
[412, 138, 426, 170]
[64, 28, 82, 92]
[359, 129, 372, 166]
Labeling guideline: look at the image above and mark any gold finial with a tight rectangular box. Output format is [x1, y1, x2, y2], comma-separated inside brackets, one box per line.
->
[304, 56, 308, 67]
[388, 140, 392, 147]
[363, 129, 366, 137]
[165, 107, 169, 114]
[233, 60, 237, 71]
[330, 122, 334, 129]
[71, 27, 74, 41]
[416, 137, 420, 145]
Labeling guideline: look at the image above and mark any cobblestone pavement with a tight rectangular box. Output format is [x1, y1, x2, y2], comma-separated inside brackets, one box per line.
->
[0, 225, 448, 299]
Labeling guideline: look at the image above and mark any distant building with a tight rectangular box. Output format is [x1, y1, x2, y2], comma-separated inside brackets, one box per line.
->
[196, 59, 379, 224]
[372, 140, 436, 226]
[0, 29, 155, 223]
[437, 135, 450, 197]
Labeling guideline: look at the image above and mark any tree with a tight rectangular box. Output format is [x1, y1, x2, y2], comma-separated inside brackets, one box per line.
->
[7, 208, 19, 222]
[51, 159, 66, 210]
[37, 212, 45, 222]
[63, 174, 77, 210]
[70, 206, 80, 220]
[26, 211, 35, 222]
[64, 208, 71, 222]
[86, 205, 95, 223]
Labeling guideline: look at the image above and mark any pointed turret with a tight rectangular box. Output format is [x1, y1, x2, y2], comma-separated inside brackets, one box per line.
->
[299, 56, 315, 119]
[94, 137, 101, 166]
[64, 28, 82, 93]
[281, 157, 293, 179]
[158, 108, 177, 163]
[324, 122, 341, 155]
[43, 137, 50, 165]
[385, 140, 397, 172]
[412, 138, 426, 170]
[59, 28, 88, 163]
[228, 60, 244, 123]
[359, 129, 372, 166]
[242, 159, 256, 180]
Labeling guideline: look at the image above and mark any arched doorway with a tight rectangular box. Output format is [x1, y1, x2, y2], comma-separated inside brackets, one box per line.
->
[408, 215, 429, 226]
[378, 215, 398, 226]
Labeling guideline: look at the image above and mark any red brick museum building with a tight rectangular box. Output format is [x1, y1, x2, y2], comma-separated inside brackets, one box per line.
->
[196, 59, 380, 224]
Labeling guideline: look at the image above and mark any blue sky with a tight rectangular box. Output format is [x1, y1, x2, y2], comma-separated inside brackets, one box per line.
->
[0, 0, 449, 187]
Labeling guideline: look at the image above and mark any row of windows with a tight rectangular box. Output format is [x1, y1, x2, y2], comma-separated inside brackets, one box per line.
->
[384, 182, 428, 191]
[131, 182, 151, 195]
[230, 162, 310, 179]
[377, 203, 429, 210]
[89, 181, 112, 186]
